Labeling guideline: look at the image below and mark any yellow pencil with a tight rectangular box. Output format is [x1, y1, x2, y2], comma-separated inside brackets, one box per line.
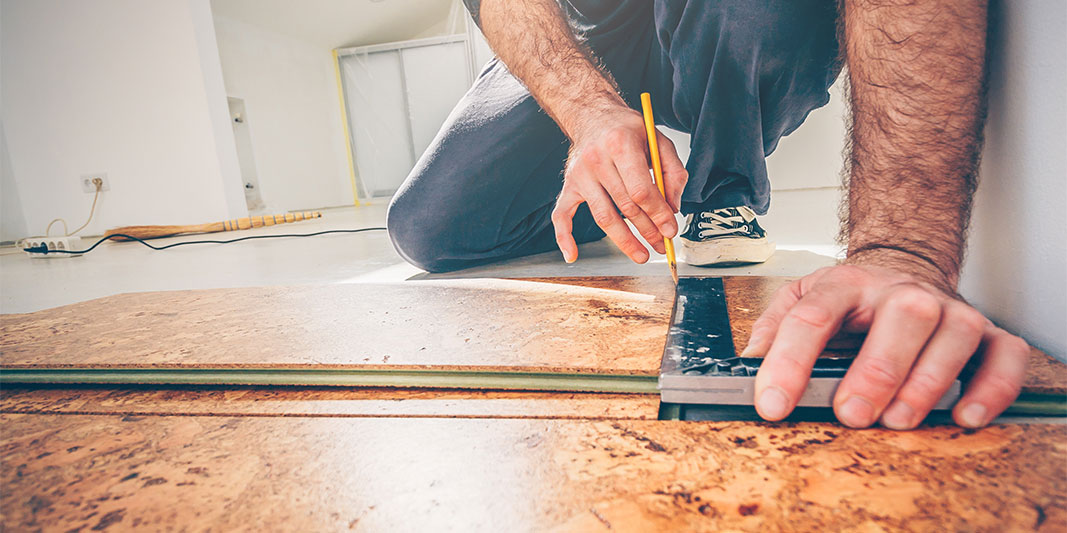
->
[639, 92, 678, 284]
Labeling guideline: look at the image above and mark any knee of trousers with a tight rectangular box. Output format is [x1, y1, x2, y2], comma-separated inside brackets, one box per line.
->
[387, 190, 493, 273]
[387, 193, 453, 273]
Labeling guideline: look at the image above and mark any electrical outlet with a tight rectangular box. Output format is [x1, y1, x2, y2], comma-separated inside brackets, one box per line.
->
[81, 173, 110, 193]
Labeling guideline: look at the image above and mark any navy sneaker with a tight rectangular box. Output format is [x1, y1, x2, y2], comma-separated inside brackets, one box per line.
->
[680, 206, 775, 266]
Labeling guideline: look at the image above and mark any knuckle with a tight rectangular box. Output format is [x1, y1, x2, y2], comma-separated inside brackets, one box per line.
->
[591, 208, 615, 227]
[625, 242, 646, 256]
[886, 286, 942, 322]
[651, 212, 675, 228]
[616, 201, 641, 219]
[749, 322, 777, 342]
[981, 373, 1022, 401]
[945, 303, 986, 338]
[583, 148, 603, 167]
[639, 226, 661, 242]
[1006, 335, 1031, 357]
[772, 281, 800, 301]
[857, 357, 906, 391]
[772, 355, 811, 383]
[787, 303, 836, 330]
[629, 187, 652, 205]
[903, 371, 949, 401]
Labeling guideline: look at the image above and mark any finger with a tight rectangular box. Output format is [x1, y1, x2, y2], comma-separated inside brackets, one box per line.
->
[580, 182, 649, 264]
[753, 281, 863, 421]
[743, 268, 836, 358]
[597, 162, 666, 255]
[655, 131, 688, 212]
[833, 284, 942, 428]
[952, 325, 1028, 428]
[879, 301, 984, 430]
[551, 189, 581, 263]
[615, 142, 678, 238]
[742, 280, 803, 358]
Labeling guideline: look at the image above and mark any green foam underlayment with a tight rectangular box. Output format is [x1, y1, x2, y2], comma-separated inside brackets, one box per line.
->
[0, 368, 661, 394]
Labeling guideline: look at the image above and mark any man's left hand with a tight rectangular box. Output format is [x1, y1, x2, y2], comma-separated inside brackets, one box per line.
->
[746, 255, 1030, 429]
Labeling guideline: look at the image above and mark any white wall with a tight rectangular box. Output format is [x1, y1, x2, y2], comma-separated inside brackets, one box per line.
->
[213, 15, 354, 212]
[960, 0, 1067, 360]
[1, 0, 246, 240]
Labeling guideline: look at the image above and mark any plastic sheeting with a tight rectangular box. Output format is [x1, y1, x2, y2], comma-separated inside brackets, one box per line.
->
[337, 3, 490, 199]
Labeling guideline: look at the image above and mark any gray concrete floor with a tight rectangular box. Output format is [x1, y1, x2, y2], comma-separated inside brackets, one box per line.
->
[0, 203, 840, 314]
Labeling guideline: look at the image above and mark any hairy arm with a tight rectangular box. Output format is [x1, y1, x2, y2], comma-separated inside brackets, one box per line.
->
[842, 0, 987, 291]
[480, 0, 622, 141]
[751, 0, 1029, 430]
[479, 0, 688, 264]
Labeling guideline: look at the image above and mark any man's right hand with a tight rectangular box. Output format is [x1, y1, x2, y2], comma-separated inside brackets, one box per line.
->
[478, 0, 688, 264]
[551, 105, 689, 264]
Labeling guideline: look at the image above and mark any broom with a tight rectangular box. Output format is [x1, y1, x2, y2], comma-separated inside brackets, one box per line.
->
[104, 211, 322, 241]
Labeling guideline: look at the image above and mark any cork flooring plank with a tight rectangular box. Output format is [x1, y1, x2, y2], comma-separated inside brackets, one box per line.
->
[2, 414, 1063, 532]
[2, 276, 1063, 395]
[0, 277, 673, 374]
[0, 387, 660, 419]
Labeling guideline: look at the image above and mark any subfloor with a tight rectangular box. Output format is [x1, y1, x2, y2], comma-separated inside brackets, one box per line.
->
[0, 203, 839, 314]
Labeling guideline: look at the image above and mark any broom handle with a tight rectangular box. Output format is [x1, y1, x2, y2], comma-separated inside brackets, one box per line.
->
[105, 211, 321, 240]
[219, 211, 320, 231]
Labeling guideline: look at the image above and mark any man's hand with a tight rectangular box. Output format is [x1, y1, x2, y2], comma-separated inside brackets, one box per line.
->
[479, 0, 687, 264]
[747, 253, 1030, 429]
[750, 0, 1025, 429]
[552, 106, 688, 264]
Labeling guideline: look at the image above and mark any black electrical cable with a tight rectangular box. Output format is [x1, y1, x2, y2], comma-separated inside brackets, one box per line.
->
[22, 227, 388, 255]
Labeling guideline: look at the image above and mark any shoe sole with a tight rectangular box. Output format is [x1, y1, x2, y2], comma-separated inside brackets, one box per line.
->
[681, 237, 776, 267]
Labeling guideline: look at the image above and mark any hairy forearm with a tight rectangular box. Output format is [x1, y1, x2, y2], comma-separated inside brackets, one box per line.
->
[479, 0, 624, 140]
[842, 0, 989, 290]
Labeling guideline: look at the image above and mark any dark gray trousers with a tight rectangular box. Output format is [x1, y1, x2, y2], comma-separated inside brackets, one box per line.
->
[388, 0, 840, 272]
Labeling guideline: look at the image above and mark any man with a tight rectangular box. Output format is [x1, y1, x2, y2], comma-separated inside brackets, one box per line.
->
[387, 0, 1030, 429]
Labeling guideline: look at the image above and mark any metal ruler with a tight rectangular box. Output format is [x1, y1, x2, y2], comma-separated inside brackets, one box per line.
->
[658, 277, 960, 409]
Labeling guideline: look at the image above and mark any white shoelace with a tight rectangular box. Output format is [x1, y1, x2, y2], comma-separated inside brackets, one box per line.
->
[695, 208, 750, 238]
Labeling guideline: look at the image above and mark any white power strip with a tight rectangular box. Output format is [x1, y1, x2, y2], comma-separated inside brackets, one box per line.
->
[21, 236, 84, 258]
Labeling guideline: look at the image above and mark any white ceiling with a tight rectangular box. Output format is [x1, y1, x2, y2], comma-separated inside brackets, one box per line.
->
[210, 0, 462, 50]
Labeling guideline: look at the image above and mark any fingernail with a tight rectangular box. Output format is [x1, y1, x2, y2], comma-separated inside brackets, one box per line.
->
[959, 403, 988, 428]
[757, 387, 790, 420]
[881, 401, 916, 430]
[562, 250, 575, 263]
[838, 396, 875, 428]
